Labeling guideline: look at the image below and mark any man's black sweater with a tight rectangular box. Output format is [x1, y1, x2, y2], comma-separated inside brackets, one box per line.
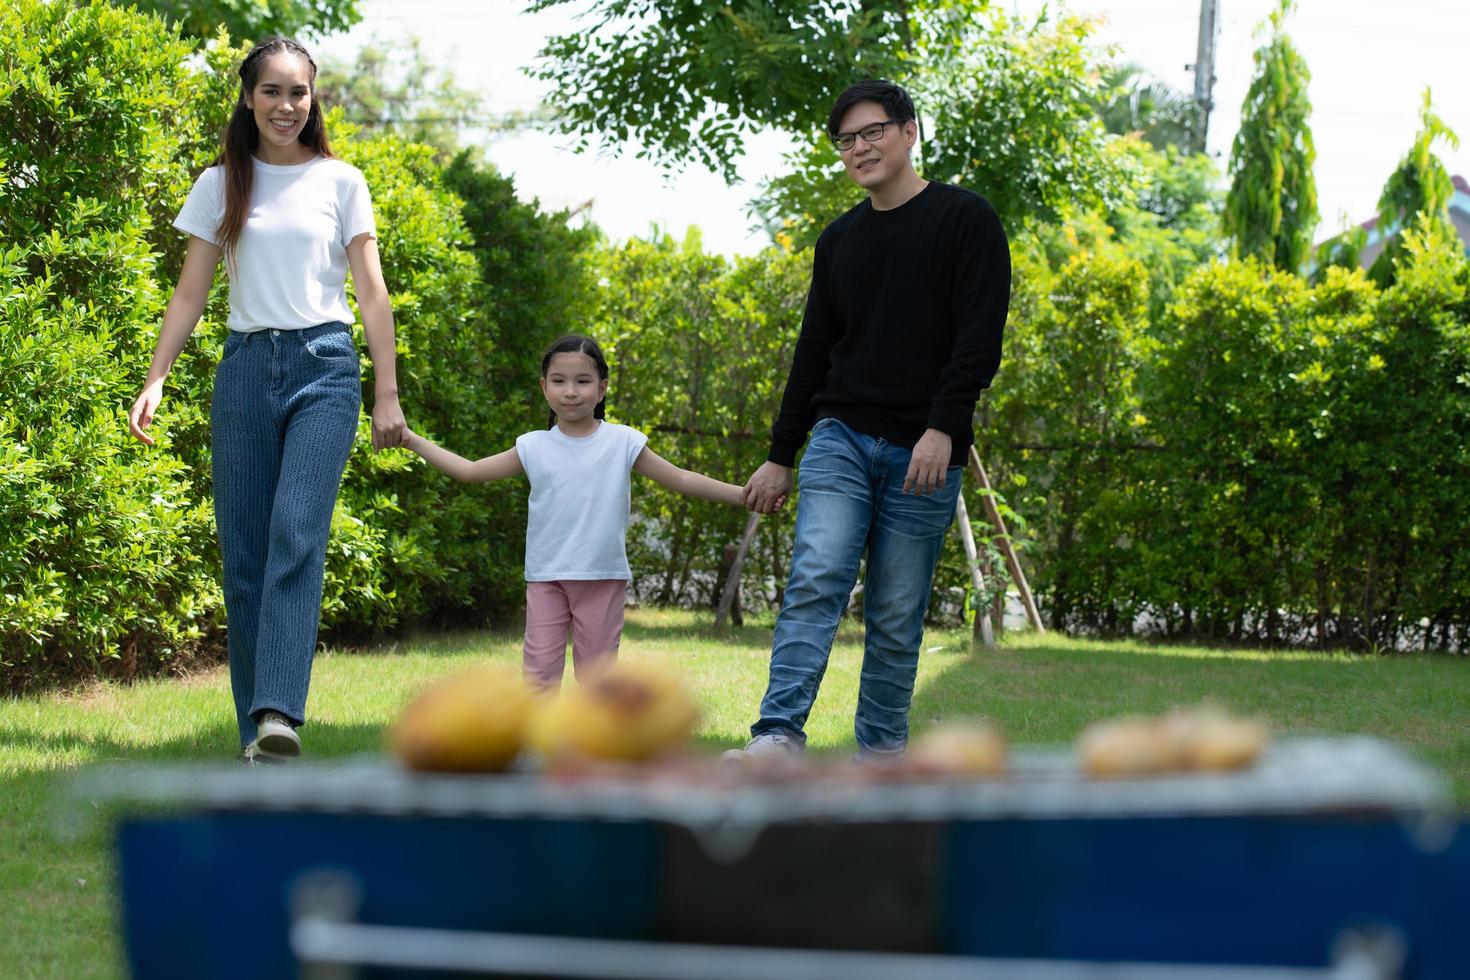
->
[768, 181, 1009, 468]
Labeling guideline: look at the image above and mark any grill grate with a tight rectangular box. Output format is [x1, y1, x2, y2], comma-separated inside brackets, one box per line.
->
[79, 736, 1449, 829]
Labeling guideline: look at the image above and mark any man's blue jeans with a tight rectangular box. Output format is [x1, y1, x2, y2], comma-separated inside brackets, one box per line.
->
[754, 417, 962, 754]
[211, 323, 360, 748]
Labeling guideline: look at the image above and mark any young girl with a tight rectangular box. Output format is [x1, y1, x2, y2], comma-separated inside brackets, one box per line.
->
[128, 37, 407, 763]
[406, 335, 748, 690]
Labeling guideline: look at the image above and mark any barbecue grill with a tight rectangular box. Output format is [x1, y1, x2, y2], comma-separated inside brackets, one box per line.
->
[84, 736, 1469, 978]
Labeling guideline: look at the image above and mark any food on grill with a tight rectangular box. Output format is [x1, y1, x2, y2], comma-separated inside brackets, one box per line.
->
[1079, 705, 1270, 777]
[389, 666, 535, 773]
[1078, 716, 1182, 776]
[907, 721, 1009, 778]
[1181, 708, 1271, 771]
[530, 664, 699, 763]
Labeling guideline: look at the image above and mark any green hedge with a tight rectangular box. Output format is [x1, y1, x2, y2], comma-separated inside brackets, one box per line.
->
[0, 1, 221, 685]
[586, 235, 805, 610]
[983, 219, 1470, 650]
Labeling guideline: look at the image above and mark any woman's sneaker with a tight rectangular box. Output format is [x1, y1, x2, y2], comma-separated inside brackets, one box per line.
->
[254, 711, 301, 758]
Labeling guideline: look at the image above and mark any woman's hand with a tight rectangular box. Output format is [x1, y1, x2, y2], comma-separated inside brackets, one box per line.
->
[128, 379, 166, 446]
[372, 392, 407, 451]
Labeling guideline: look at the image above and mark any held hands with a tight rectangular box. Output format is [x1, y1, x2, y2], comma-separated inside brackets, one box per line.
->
[372, 393, 408, 452]
[742, 460, 792, 514]
[127, 379, 165, 446]
[903, 428, 952, 495]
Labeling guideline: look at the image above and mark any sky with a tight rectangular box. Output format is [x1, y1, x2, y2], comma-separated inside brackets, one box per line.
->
[316, 0, 1470, 256]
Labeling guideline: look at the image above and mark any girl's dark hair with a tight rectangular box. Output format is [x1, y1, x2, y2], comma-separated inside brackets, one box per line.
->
[216, 37, 333, 264]
[541, 335, 610, 428]
[826, 79, 917, 136]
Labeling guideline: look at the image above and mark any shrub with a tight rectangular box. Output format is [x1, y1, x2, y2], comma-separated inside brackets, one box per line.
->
[588, 236, 806, 610]
[0, 1, 220, 687]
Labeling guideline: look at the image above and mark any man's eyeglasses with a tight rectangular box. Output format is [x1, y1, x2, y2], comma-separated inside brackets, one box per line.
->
[830, 119, 899, 152]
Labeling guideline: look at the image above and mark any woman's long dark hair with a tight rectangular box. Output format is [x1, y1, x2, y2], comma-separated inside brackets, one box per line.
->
[541, 335, 609, 428]
[216, 37, 333, 265]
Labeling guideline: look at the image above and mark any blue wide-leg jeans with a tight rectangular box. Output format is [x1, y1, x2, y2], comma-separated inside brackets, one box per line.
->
[753, 417, 962, 754]
[211, 322, 360, 749]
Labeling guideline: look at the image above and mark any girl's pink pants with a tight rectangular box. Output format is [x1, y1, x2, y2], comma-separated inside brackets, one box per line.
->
[523, 579, 627, 690]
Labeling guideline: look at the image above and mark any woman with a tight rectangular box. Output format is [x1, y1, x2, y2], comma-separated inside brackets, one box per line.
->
[128, 36, 406, 763]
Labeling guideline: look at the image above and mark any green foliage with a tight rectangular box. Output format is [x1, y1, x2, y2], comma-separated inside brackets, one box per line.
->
[1089, 62, 1197, 151]
[305, 130, 482, 632]
[117, 0, 360, 41]
[0, 0, 220, 686]
[534, 1, 1127, 244]
[747, 140, 863, 252]
[588, 235, 807, 607]
[1140, 259, 1323, 640]
[915, 10, 1128, 229]
[527, 0, 933, 180]
[986, 224, 1470, 650]
[359, 148, 601, 627]
[1311, 220, 1367, 284]
[1116, 142, 1222, 235]
[284, 129, 597, 636]
[1223, 0, 1317, 273]
[1168, 228, 1470, 650]
[980, 232, 1152, 632]
[1333, 219, 1470, 648]
[1098, 140, 1224, 317]
[1367, 88, 1460, 288]
[317, 36, 489, 160]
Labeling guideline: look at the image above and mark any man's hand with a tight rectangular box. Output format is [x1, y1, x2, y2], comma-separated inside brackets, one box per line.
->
[742, 461, 793, 514]
[902, 428, 952, 495]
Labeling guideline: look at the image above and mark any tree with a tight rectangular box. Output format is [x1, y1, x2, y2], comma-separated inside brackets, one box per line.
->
[1310, 220, 1367, 284]
[1089, 62, 1197, 152]
[1093, 140, 1224, 316]
[528, 0, 925, 180]
[1222, 0, 1317, 273]
[1367, 88, 1460, 287]
[531, 1, 1128, 242]
[317, 37, 489, 159]
[916, 10, 1129, 227]
[118, 0, 360, 41]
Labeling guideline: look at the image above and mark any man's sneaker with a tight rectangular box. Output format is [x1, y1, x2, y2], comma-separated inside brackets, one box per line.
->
[721, 730, 803, 763]
[254, 711, 301, 758]
[238, 743, 288, 767]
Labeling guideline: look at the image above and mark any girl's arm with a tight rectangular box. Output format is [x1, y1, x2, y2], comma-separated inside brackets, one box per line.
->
[128, 236, 222, 445]
[633, 448, 748, 506]
[405, 430, 524, 484]
[347, 233, 407, 452]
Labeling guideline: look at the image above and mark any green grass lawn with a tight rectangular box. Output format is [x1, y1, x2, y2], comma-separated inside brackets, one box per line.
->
[2, 607, 1467, 978]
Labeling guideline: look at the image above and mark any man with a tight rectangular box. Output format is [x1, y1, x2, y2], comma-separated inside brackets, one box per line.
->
[732, 79, 1009, 759]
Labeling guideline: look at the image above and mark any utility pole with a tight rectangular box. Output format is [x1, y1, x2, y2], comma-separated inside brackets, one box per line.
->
[1188, 0, 1221, 154]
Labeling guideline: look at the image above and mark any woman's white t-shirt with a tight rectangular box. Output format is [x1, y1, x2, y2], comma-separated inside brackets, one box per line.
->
[173, 157, 376, 333]
[515, 422, 649, 582]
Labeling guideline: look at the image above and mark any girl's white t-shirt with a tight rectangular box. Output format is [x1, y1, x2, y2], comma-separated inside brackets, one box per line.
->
[515, 422, 649, 582]
[173, 157, 376, 333]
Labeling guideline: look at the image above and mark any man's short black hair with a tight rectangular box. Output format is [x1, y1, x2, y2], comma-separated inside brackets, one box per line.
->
[827, 80, 916, 136]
